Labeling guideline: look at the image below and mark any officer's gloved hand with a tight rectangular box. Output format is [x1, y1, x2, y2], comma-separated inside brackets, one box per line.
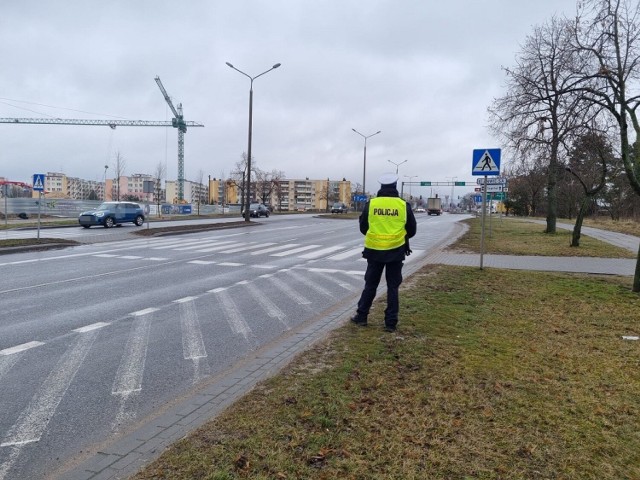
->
[405, 240, 412, 256]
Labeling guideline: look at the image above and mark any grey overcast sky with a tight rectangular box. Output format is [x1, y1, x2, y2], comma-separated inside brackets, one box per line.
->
[1, 0, 578, 198]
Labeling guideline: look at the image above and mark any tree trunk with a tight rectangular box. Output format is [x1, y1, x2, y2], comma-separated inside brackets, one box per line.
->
[634, 243, 640, 293]
[571, 198, 589, 247]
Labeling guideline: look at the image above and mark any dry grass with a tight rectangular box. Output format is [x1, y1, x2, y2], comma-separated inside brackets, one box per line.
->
[452, 217, 636, 258]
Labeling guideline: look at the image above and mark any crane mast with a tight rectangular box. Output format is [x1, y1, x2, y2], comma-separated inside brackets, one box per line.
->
[155, 76, 189, 202]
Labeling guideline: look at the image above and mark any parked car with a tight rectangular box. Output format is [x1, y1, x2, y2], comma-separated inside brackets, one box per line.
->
[414, 207, 426, 213]
[331, 202, 349, 214]
[78, 201, 145, 228]
[242, 203, 270, 218]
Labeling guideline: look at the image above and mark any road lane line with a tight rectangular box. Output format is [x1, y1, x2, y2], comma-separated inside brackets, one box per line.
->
[219, 262, 244, 267]
[215, 290, 251, 341]
[267, 275, 312, 305]
[111, 308, 153, 432]
[196, 242, 252, 253]
[177, 299, 208, 383]
[219, 242, 276, 254]
[73, 322, 110, 333]
[0, 341, 45, 356]
[244, 282, 289, 327]
[130, 308, 159, 317]
[328, 247, 363, 261]
[250, 243, 299, 255]
[297, 245, 345, 259]
[285, 269, 333, 297]
[175, 240, 235, 251]
[188, 260, 216, 265]
[173, 296, 199, 304]
[270, 245, 321, 257]
[0, 329, 99, 452]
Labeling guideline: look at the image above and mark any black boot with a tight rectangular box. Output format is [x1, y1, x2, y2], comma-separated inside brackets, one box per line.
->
[350, 315, 368, 327]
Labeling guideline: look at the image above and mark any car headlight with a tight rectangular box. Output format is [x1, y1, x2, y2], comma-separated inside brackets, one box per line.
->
[95, 212, 105, 217]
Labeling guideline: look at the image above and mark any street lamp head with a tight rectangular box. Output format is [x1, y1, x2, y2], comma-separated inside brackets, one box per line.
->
[273, 63, 281, 69]
[225, 62, 234, 68]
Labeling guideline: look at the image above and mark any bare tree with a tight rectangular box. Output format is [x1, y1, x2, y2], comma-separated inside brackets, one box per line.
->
[565, 129, 611, 246]
[153, 161, 166, 217]
[112, 151, 127, 201]
[573, 0, 640, 290]
[489, 16, 598, 234]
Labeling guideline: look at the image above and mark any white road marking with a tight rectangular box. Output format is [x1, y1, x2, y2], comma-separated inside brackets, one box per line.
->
[328, 247, 363, 261]
[218, 262, 244, 267]
[197, 242, 252, 253]
[0, 329, 98, 453]
[130, 307, 159, 317]
[178, 299, 208, 383]
[73, 322, 110, 333]
[219, 242, 276, 254]
[244, 282, 288, 325]
[93, 254, 118, 258]
[173, 296, 199, 304]
[286, 269, 333, 297]
[208, 287, 227, 293]
[251, 243, 299, 255]
[175, 240, 235, 251]
[145, 257, 168, 261]
[0, 341, 44, 356]
[215, 290, 251, 340]
[270, 245, 321, 257]
[0, 355, 20, 382]
[267, 275, 312, 305]
[111, 307, 153, 432]
[119, 255, 143, 260]
[297, 245, 345, 259]
[188, 260, 216, 265]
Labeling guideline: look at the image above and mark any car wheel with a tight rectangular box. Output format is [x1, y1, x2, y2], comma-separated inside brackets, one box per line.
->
[104, 217, 115, 228]
[82, 225, 91, 229]
[134, 215, 144, 226]
[265, 212, 270, 217]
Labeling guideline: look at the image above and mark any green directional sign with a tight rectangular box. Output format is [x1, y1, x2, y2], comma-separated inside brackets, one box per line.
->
[454, 181, 466, 186]
[420, 181, 431, 186]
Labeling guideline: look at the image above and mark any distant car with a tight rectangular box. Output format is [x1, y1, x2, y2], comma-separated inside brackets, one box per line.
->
[414, 207, 426, 213]
[331, 202, 349, 214]
[78, 201, 145, 228]
[242, 203, 270, 218]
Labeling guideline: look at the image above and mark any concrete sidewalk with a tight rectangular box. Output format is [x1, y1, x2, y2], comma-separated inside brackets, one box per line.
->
[425, 251, 637, 276]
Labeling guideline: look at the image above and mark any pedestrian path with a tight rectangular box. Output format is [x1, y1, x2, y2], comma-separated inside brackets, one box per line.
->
[425, 251, 636, 276]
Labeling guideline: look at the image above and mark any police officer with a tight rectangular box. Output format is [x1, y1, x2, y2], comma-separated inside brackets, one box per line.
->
[351, 173, 417, 332]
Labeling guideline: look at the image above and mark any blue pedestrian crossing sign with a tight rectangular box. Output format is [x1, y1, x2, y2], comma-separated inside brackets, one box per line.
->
[472, 149, 501, 176]
[33, 173, 46, 191]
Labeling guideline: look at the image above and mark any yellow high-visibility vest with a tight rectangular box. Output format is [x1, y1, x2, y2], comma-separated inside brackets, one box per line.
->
[364, 197, 407, 250]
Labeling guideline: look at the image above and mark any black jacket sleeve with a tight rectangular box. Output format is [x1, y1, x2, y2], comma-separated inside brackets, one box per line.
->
[358, 201, 370, 235]
[405, 202, 417, 239]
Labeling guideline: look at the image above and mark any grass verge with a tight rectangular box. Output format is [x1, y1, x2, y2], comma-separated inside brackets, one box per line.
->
[452, 217, 636, 258]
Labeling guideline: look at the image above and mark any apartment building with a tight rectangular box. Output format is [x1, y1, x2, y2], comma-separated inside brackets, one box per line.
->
[165, 179, 208, 205]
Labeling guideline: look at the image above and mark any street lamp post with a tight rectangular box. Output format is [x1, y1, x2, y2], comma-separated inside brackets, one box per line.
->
[404, 175, 418, 202]
[387, 159, 407, 174]
[103, 165, 109, 201]
[447, 176, 457, 211]
[226, 61, 281, 222]
[352, 129, 381, 199]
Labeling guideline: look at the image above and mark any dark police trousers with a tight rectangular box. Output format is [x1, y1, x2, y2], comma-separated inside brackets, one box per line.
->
[356, 259, 403, 327]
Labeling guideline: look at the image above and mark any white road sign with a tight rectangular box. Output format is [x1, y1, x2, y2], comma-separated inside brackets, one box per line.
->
[477, 177, 507, 185]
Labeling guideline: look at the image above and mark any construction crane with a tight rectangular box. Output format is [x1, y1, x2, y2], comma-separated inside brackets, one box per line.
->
[1, 79, 204, 202]
[155, 76, 194, 202]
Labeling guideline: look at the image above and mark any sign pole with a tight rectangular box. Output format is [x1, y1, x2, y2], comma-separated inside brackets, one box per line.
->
[480, 175, 487, 269]
[37, 191, 42, 240]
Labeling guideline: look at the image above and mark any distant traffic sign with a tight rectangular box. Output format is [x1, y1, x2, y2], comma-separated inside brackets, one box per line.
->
[33, 174, 45, 191]
[477, 176, 507, 185]
[420, 181, 431, 186]
[454, 181, 466, 186]
[472, 149, 501, 176]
